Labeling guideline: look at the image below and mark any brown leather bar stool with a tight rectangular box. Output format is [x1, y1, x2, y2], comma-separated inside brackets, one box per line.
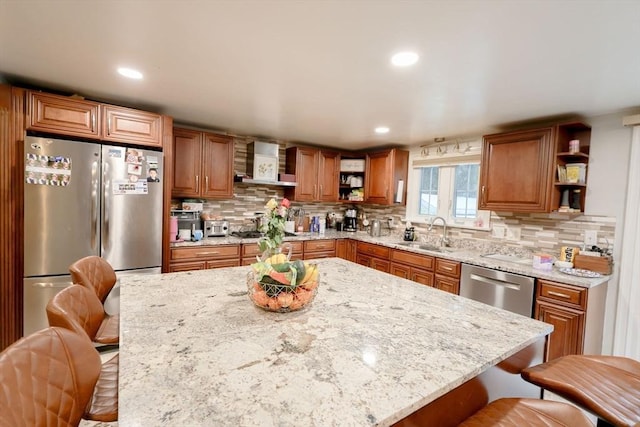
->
[521, 355, 640, 427]
[69, 255, 118, 304]
[46, 284, 119, 347]
[460, 398, 594, 426]
[0, 327, 101, 427]
[83, 352, 119, 422]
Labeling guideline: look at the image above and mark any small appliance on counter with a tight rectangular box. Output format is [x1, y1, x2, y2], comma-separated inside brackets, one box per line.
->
[204, 220, 229, 237]
[344, 208, 358, 232]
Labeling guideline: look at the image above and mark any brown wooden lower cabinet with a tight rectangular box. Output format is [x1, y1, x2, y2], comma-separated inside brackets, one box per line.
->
[434, 258, 461, 295]
[390, 249, 435, 287]
[535, 279, 587, 361]
[303, 239, 336, 260]
[170, 244, 241, 272]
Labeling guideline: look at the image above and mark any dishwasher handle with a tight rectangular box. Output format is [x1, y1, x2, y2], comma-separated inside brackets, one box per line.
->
[469, 273, 522, 291]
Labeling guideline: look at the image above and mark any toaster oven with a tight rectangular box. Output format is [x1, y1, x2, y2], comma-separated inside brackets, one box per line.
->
[204, 220, 229, 237]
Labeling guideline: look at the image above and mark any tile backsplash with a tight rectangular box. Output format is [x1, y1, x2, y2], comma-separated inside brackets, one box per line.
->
[175, 134, 617, 260]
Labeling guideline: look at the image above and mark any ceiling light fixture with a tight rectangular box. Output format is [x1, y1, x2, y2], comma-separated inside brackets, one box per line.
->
[375, 126, 390, 134]
[117, 67, 143, 79]
[391, 51, 419, 67]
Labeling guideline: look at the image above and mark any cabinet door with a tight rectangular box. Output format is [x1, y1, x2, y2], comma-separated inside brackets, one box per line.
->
[336, 239, 346, 259]
[202, 133, 234, 198]
[412, 270, 434, 287]
[172, 128, 202, 197]
[365, 150, 392, 204]
[290, 147, 319, 201]
[103, 105, 163, 147]
[479, 127, 555, 212]
[371, 258, 390, 273]
[435, 274, 460, 294]
[346, 240, 357, 262]
[536, 302, 584, 361]
[318, 151, 340, 201]
[28, 91, 100, 138]
[390, 263, 411, 280]
[356, 254, 372, 268]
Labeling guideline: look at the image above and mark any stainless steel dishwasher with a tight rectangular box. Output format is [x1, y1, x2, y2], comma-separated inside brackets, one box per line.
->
[460, 264, 535, 317]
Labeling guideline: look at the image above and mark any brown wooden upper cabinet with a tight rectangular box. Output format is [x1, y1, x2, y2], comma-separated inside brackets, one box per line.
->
[102, 105, 163, 147]
[28, 91, 100, 138]
[479, 122, 590, 213]
[365, 148, 409, 205]
[172, 128, 234, 199]
[284, 147, 339, 202]
[27, 91, 164, 147]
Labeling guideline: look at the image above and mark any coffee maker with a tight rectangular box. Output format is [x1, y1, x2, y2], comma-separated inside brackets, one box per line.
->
[344, 208, 358, 232]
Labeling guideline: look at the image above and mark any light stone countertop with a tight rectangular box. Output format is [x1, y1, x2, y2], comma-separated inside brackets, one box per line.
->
[171, 230, 609, 288]
[119, 258, 552, 426]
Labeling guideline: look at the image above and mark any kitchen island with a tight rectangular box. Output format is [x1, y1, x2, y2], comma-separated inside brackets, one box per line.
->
[119, 258, 552, 426]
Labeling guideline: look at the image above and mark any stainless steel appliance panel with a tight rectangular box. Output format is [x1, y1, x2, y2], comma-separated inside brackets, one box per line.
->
[23, 275, 74, 335]
[24, 136, 101, 277]
[101, 146, 163, 271]
[460, 264, 535, 318]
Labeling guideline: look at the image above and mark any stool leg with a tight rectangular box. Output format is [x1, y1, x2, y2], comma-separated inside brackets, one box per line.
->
[596, 418, 614, 427]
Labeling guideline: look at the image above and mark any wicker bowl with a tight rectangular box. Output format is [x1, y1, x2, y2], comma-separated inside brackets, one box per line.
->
[247, 264, 319, 313]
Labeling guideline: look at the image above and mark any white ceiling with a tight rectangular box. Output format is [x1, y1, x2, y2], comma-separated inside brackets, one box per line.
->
[1, 0, 639, 150]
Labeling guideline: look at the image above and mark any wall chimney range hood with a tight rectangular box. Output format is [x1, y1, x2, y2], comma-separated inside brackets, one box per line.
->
[235, 141, 297, 187]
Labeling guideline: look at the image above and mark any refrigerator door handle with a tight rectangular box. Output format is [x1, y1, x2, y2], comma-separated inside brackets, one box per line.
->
[91, 159, 99, 252]
[31, 281, 74, 288]
[103, 162, 110, 252]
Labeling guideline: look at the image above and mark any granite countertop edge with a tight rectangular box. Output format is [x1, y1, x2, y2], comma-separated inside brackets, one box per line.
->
[170, 230, 609, 288]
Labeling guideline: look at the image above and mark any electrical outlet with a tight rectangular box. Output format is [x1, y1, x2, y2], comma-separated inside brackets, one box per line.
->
[387, 217, 395, 228]
[492, 226, 505, 239]
[584, 230, 598, 246]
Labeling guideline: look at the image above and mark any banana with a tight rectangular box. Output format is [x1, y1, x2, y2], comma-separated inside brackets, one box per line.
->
[301, 264, 316, 283]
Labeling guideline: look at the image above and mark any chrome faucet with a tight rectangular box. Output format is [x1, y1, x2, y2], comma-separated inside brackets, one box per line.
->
[428, 216, 449, 247]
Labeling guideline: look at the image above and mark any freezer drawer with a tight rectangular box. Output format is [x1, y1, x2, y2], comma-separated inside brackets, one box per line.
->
[23, 275, 74, 336]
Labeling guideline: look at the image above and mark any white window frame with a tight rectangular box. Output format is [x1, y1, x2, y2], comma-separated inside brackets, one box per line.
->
[405, 142, 491, 231]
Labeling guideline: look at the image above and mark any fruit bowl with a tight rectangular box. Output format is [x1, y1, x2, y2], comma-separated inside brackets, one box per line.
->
[247, 255, 319, 313]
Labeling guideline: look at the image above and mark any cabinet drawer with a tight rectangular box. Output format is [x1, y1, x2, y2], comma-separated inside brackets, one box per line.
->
[206, 259, 241, 269]
[435, 258, 461, 278]
[357, 242, 390, 259]
[391, 249, 434, 270]
[538, 280, 586, 310]
[171, 245, 240, 261]
[169, 261, 206, 272]
[435, 275, 460, 294]
[242, 244, 262, 257]
[304, 239, 336, 253]
[304, 250, 336, 260]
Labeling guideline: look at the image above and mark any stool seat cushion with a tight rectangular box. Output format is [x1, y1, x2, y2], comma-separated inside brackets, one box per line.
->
[460, 398, 594, 427]
[95, 313, 119, 344]
[84, 353, 119, 422]
[521, 355, 640, 427]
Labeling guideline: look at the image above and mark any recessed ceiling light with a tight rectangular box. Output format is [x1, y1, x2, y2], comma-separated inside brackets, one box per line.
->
[391, 51, 419, 67]
[375, 126, 390, 134]
[117, 67, 143, 79]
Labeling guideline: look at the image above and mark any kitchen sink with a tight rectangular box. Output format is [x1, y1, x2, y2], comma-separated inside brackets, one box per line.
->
[396, 242, 456, 253]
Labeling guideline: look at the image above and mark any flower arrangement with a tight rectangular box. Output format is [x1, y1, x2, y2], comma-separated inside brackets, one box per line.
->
[257, 197, 290, 253]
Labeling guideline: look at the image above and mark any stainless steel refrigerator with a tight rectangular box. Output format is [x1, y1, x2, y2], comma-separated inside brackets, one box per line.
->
[23, 135, 163, 335]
